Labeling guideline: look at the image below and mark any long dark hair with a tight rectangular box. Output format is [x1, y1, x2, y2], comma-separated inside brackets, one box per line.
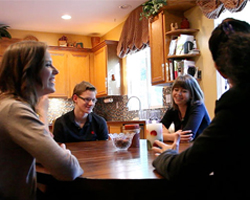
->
[209, 18, 250, 86]
[171, 74, 204, 110]
[0, 41, 47, 110]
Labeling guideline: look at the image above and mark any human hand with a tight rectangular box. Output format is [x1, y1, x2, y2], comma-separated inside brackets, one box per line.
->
[152, 133, 180, 156]
[175, 130, 193, 142]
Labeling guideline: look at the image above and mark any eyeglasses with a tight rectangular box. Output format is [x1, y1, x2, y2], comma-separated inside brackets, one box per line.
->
[77, 95, 97, 103]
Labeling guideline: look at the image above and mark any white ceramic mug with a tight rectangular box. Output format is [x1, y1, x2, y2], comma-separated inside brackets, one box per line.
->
[146, 122, 163, 148]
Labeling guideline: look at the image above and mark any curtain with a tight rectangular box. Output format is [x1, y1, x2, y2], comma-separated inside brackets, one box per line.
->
[196, 0, 248, 19]
[117, 5, 149, 58]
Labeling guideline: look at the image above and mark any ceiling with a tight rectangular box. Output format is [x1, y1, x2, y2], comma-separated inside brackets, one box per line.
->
[0, 0, 146, 37]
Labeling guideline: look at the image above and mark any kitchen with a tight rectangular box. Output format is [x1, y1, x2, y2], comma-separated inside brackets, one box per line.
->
[1, 0, 250, 199]
[0, 0, 218, 129]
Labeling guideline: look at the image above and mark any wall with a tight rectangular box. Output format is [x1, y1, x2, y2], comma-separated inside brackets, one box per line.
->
[100, 22, 124, 41]
[8, 20, 125, 47]
[185, 6, 216, 119]
[9, 29, 92, 48]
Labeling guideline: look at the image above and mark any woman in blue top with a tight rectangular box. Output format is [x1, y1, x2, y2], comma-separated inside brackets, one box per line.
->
[161, 74, 210, 142]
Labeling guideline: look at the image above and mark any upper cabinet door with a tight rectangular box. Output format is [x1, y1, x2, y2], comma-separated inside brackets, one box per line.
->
[48, 47, 91, 98]
[91, 40, 121, 97]
[149, 11, 167, 85]
[93, 46, 108, 97]
[49, 50, 68, 97]
[68, 52, 90, 98]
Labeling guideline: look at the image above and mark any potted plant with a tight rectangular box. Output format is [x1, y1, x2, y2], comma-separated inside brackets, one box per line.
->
[140, 0, 167, 20]
[0, 24, 12, 39]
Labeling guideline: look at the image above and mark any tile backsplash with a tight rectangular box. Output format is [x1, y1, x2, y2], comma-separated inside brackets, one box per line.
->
[93, 95, 169, 121]
[48, 86, 172, 124]
[48, 98, 74, 125]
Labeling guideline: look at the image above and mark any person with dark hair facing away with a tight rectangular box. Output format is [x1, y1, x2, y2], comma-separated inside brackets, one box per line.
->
[53, 81, 108, 143]
[161, 74, 210, 142]
[0, 41, 83, 200]
[152, 18, 250, 199]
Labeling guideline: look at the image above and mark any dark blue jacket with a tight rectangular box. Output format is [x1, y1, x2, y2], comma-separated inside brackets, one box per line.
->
[53, 110, 108, 143]
[153, 86, 250, 199]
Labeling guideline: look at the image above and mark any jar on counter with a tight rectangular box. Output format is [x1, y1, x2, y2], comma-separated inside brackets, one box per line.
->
[123, 124, 140, 148]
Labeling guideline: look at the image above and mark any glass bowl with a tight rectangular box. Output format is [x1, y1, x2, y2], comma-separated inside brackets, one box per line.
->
[108, 133, 135, 151]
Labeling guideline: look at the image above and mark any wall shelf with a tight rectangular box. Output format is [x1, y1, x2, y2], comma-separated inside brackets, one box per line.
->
[167, 53, 200, 59]
[166, 28, 199, 36]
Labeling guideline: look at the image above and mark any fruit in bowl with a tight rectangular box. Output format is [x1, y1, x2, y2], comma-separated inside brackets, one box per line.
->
[108, 133, 135, 151]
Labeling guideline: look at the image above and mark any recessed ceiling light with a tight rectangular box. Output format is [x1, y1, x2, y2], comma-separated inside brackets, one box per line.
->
[119, 4, 132, 9]
[61, 15, 71, 20]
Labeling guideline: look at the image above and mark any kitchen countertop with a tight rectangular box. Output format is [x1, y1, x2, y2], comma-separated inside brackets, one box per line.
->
[106, 120, 147, 139]
[106, 120, 147, 124]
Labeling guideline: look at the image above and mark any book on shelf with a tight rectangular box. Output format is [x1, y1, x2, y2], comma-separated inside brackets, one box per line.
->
[168, 37, 177, 56]
[168, 59, 174, 81]
[169, 34, 198, 56]
[176, 34, 194, 55]
[167, 59, 197, 81]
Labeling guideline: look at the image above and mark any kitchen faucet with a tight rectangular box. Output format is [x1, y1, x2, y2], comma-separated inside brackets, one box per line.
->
[126, 96, 142, 120]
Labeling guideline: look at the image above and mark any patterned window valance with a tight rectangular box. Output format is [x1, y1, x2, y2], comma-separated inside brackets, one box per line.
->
[117, 6, 149, 58]
[196, 0, 248, 19]
[117, 1, 249, 58]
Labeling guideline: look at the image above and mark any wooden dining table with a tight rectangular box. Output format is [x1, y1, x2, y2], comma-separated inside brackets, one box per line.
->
[36, 139, 193, 199]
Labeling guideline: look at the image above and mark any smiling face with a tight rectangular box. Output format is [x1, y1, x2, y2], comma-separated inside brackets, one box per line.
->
[73, 90, 97, 115]
[172, 87, 191, 107]
[36, 51, 59, 97]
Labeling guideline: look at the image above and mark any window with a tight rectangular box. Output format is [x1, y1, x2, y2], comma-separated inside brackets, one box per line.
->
[126, 47, 163, 110]
[215, 3, 250, 98]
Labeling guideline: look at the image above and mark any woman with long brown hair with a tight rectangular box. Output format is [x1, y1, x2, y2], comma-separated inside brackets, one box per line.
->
[0, 41, 83, 200]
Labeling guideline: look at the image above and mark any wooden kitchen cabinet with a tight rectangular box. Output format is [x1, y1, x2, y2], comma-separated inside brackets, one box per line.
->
[149, 11, 167, 85]
[92, 46, 107, 97]
[149, 3, 199, 85]
[49, 50, 68, 97]
[67, 51, 90, 97]
[108, 124, 123, 134]
[48, 47, 91, 98]
[91, 40, 121, 97]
